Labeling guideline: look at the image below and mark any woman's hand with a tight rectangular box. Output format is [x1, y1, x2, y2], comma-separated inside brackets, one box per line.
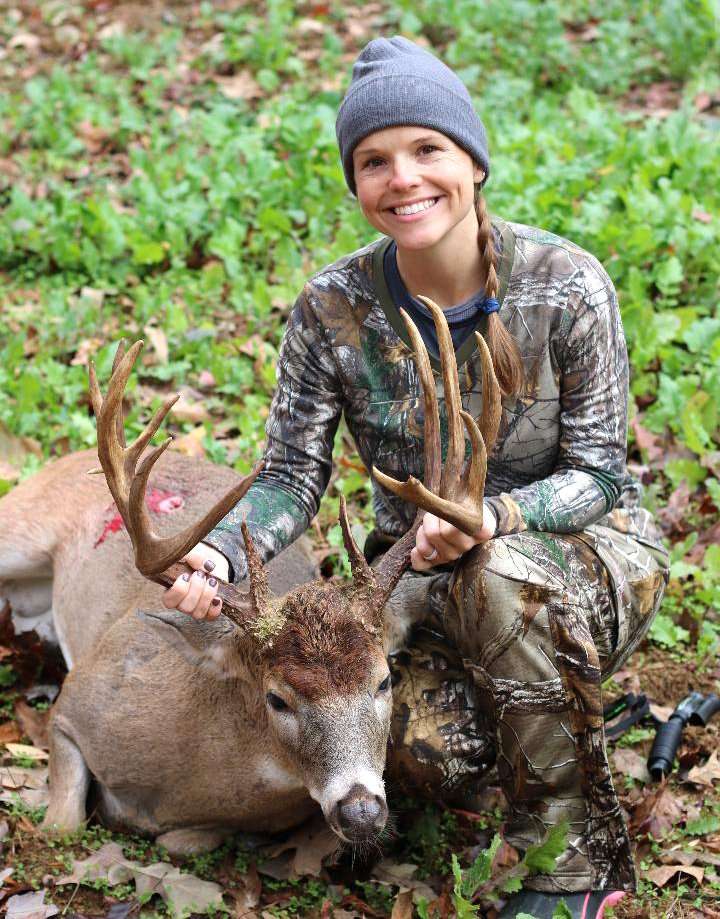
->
[162, 543, 231, 620]
[411, 503, 497, 572]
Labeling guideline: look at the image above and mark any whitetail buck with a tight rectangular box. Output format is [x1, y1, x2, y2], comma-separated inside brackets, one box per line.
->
[0, 300, 500, 855]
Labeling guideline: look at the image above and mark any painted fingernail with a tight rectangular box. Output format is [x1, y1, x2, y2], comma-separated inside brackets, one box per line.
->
[181, 573, 190, 582]
[211, 597, 221, 606]
[208, 577, 217, 587]
[203, 559, 216, 572]
[194, 569, 205, 578]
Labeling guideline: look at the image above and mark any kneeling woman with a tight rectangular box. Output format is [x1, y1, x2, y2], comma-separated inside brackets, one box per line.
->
[168, 37, 669, 918]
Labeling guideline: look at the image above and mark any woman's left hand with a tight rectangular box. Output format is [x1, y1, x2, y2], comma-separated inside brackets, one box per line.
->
[411, 503, 497, 571]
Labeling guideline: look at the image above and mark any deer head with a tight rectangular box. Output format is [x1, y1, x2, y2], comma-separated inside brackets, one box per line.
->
[89, 296, 499, 844]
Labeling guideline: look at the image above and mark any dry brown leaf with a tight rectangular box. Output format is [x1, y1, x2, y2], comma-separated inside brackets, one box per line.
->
[372, 860, 438, 903]
[14, 700, 50, 750]
[265, 814, 340, 877]
[228, 863, 262, 918]
[8, 33, 42, 53]
[144, 325, 169, 364]
[686, 751, 720, 787]
[171, 395, 210, 424]
[390, 890, 413, 919]
[171, 425, 206, 459]
[216, 70, 263, 101]
[0, 722, 22, 744]
[70, 337, 104, 367]
[629, 783, 684, 838]
[612, 747, 650, 783]
[0, 421, 43, 475]
[4, 742, 48, 762]
[646, 864, 704, 887]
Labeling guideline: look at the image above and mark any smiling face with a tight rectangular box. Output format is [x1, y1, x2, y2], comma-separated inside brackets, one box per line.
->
[353, 126, 485, 257]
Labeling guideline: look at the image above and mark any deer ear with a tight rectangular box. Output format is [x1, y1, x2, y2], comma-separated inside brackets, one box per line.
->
[138, 608, 244, 679]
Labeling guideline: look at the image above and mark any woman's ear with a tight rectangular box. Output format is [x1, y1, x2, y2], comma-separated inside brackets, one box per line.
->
[473, 164, 486, 185]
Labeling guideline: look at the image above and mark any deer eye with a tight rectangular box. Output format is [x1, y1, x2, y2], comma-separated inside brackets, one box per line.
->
[377, 674, 391, 693]
[266, 692, 290, 712]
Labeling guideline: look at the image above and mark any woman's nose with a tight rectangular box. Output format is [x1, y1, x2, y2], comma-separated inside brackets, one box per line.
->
[387, 159, 421, 191]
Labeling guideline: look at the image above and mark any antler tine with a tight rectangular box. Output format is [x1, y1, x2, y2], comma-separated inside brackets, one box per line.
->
[474, 332, 502, 454]
[111, 340, 129, 448]
[416, 296, 465, 498]
[240, 519, 274, 623]
[94, 340, 145, 524]
[460, 409, 487, 511]
[398, 307, 441, 496]
[339, 495, 375, 590]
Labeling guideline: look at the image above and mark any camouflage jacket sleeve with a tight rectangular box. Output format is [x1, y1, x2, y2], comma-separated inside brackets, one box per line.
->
[202, 284, 342, 581]
[485, 258, 629, 536]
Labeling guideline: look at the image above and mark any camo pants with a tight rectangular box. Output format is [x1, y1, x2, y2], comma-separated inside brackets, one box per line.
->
[387, 505, 669, 892]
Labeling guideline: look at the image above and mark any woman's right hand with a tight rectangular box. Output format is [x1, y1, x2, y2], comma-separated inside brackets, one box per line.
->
[162, 543, 231, 620]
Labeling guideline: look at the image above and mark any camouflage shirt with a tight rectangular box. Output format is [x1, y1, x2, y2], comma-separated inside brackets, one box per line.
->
[205, 219, 633, 582]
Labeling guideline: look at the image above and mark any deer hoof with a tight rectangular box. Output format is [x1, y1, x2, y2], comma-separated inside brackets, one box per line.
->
[156, 827, 229, 856]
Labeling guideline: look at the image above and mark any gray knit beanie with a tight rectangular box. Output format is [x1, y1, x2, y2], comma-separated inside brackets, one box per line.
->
[336, 36, 490, 195]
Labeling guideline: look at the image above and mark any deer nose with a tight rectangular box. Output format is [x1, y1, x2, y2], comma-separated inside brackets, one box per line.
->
[334, 784, 388, 841]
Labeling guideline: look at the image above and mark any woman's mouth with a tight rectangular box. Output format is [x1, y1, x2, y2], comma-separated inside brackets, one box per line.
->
[388, 197, 440, 219]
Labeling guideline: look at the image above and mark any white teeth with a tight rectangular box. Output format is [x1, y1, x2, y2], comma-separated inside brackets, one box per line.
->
[392, 198, 437, 216]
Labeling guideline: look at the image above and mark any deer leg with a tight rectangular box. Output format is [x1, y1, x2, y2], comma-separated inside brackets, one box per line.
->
[156, 827, 232, 856]
[43, 728, 91, 833]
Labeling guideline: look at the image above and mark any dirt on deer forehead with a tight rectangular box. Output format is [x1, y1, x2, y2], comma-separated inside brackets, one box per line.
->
[263, 583, 380, 701]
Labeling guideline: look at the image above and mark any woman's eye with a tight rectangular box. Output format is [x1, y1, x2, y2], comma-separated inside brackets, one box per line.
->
[266, 692, 290, 712]
[418, 144, 439, 155]
[363, 157, 384, 170]
[377, 674, 391, 693]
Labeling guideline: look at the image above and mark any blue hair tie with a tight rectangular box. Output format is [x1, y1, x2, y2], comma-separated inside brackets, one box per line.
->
[481, 296, 500, 316]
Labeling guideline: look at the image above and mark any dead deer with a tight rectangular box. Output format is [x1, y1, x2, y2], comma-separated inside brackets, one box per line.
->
[7, 299, 500, 855]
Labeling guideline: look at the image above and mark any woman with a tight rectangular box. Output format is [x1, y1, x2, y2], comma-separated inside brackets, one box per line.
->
[163, 37, 668, 917]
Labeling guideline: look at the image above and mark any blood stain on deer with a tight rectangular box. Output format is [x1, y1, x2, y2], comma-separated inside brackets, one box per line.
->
[94, 488, 185, 547]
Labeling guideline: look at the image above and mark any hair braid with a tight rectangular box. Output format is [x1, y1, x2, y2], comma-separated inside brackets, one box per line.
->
[475, 192, 525, 397]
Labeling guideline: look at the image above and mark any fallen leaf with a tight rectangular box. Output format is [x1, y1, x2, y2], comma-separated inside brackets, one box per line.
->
[686, 751, 720, 787]
[14, 701, 50, 750]
[649, 702, 674, 723]
[171, 425, 206, 458]
[629, 784, 685, 838]
[612, 748, 650, 783]
[265, 814, 340, 877]
[228, 863, 261, 917]
[216, 70, 263, 101]
[390, 890, 413, 919]
[161, 871, 225, 918]
[56, 842, 225, 919]
[0, 422, 43, 476]
[692, 208, 713, 224]
[0, 722, 22, 744]
[171, 394, 210, 424]
[372, 860, 438, 904]
[8, 34, 42, 53]
[4, 743, 48, 762]
[0, 765, 48, 790]
[144, 325, 169, 364]
[1, 866, 12, 884]
[5, 890, 58, 919]
[198, 370, 216, 388]
[646, 864, 704, 887]
[70, 337, 104, 366]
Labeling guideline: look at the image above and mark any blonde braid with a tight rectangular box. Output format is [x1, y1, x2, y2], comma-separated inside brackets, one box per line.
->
[476, 192, 524, 397]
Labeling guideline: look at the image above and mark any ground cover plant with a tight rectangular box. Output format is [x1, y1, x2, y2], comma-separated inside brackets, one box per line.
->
[1, 0, 719, 916]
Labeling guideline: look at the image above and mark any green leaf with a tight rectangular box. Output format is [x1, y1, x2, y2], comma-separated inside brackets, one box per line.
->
[685, 814, 720, 835]
[552, 901, 574, 919]
[461, 834, 502, 897]
[649, 614, 690, 648]
[655, 256, 684, 292]
[522, 822, 569, 875]
[664, 459, 706, 490]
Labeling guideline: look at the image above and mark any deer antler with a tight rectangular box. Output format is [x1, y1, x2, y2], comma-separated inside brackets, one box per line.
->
[89, 340, 262, 628]
[368, 297, 501, 613]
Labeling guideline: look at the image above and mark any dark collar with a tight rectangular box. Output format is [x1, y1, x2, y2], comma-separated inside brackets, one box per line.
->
[371, 217, 516, 371]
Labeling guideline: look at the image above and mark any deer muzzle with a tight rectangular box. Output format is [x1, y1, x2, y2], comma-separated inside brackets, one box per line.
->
[330, 783, 388, 843]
